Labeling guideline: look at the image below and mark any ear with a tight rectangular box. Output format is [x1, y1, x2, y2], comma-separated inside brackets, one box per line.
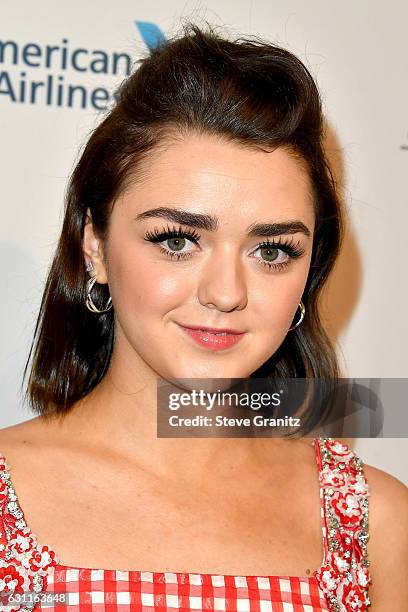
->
[83, 208, 108, 284]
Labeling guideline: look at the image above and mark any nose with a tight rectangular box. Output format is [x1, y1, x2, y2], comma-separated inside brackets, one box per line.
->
[197, 246, 248, 312]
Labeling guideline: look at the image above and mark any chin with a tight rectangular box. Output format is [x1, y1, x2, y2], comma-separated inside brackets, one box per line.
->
[166, 364, 247, 388]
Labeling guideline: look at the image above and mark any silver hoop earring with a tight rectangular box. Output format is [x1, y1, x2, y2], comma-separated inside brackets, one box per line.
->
[85, 275, 112, 314]
[288, 301, 305, 331]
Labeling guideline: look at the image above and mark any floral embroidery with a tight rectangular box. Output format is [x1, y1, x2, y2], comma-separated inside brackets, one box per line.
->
[0, 456, 60, 611]
[313, 436, 372, 611]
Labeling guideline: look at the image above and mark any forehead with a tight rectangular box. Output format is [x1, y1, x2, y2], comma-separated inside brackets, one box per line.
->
[119, 133, 315, 228]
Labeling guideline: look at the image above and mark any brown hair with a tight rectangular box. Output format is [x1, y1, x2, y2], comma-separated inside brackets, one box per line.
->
[22, 21, 344, 425]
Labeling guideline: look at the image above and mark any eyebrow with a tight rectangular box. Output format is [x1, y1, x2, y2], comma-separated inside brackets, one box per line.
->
[135, 206, 312, 238]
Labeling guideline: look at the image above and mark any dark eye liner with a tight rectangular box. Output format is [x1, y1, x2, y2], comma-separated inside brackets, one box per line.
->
[144, 224, 201, 244]
[144, 224, 306, 258]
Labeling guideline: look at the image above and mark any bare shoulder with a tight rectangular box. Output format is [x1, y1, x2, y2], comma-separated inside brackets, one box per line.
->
[0, 416, 45, 446]
[362, 461, 408, 610]
[364, 462, 408, 523]
[0, 416, 57, 467]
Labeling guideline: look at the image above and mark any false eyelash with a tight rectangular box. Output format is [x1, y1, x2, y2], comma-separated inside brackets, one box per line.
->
[143, 224, 306, 270]
[253, 238, 305, 272]
[257, 237, 305, 259]
[144, 224, 201, 244]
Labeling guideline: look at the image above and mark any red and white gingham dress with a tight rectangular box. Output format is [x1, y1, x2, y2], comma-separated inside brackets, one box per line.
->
[0, 435, 372, 611]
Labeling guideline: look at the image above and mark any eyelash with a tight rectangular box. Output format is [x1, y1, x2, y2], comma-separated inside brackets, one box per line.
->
[143, 224, 306, 272]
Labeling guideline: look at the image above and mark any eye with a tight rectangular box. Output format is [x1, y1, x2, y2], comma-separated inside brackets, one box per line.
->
[144, 225, 306, 272]
[144, 224, 201, 261]
[251, 238, 306, 272]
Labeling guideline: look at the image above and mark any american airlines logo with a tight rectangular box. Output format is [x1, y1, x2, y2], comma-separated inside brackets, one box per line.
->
[0, 21, 166, 110]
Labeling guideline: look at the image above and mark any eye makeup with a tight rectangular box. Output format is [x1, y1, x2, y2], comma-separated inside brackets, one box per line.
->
[143, 224, 306, 272]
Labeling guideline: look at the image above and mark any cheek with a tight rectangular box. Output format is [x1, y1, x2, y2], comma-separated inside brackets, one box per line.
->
[250, 268, 309, 329]
[136, 272, 186, 313]
[109, 253, 191, 315]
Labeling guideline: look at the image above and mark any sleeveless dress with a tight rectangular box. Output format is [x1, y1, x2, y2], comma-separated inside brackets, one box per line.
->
[0, 435, 372, 611]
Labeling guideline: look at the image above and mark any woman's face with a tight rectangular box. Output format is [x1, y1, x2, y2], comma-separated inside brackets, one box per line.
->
[84, 133, 315, 381]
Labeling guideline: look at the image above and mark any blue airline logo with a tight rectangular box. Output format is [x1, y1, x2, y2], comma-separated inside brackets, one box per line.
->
[134, 21, 166, 49]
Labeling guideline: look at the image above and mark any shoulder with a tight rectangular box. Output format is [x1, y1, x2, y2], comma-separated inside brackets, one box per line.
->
[0, 416, 58, 484]
[363, 461, 408, 540]
[363, 460, 408, 500]
[363, 461, 408, 527]
[362, 461, 408, 609]
[0, 416, 44, 452]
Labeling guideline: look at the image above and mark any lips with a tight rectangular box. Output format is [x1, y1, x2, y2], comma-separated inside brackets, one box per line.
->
[178, 324, 245, 335]
[176, 323, 246, 351]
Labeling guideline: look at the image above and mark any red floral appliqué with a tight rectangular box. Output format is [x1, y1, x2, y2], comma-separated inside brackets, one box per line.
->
[313, 437, 372, 611]
[0, 455, 60, 611]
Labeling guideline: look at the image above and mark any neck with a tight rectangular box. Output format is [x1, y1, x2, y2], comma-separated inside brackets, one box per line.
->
[48, 359, 294, 484]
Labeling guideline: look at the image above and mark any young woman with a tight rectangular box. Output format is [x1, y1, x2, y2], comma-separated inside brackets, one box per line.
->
[0, 22, 406, 612]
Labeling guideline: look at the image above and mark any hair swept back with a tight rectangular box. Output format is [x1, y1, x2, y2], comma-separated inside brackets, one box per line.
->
[22, 20, 344, 429]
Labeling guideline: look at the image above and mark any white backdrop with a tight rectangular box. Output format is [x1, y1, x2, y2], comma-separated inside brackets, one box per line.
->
[0, 1, 407, 484]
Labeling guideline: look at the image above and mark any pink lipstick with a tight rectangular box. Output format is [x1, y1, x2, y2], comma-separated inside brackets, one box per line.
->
[177, 323, 246, 351]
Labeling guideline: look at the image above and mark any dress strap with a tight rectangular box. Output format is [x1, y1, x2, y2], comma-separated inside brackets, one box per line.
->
[312, 435, 372, 611]
[0, 453, 58, 611]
